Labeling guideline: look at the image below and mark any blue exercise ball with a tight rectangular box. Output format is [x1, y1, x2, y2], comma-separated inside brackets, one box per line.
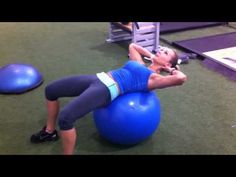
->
[0, 63, 43, 94]
[93, 91, 161, 145]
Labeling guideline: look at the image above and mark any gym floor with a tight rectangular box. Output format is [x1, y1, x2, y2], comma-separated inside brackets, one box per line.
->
[0, 22, 236, 155]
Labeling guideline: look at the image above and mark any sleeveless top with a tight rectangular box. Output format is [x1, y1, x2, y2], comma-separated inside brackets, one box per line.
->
[110, 61, 154, 94]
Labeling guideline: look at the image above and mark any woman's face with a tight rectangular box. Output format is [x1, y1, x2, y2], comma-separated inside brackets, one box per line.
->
[154, 47, 176, 67]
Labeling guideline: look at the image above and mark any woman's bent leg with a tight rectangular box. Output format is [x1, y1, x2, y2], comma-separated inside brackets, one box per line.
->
[58, 80, 111, 155]
[44, 75, 97, 131]
[31, 75, 98, 143]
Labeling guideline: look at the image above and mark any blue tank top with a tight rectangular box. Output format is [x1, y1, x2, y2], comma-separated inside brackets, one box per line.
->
[110, 61, 154, 94]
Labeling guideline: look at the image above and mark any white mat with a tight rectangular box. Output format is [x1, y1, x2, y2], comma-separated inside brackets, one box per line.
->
[203, 47, 236, 71]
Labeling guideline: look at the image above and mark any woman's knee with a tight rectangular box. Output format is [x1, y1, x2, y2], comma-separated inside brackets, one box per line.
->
[45, 84, 58, 101]
[58, 110, 75, 131]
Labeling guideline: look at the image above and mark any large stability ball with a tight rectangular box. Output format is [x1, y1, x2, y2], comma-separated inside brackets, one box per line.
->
[0, 64, 43, 94]
[93, 92, 161, 145]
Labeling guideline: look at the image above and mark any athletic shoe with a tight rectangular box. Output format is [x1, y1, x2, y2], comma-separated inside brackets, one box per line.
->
[30, 126, 59, 143]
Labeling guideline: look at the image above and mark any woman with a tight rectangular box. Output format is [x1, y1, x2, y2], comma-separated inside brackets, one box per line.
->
[30, 43, 187, 155]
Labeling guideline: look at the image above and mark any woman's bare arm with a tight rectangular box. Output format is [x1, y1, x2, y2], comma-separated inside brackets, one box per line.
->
[129, 43, 155, 65]
[149, 69, 187, 89]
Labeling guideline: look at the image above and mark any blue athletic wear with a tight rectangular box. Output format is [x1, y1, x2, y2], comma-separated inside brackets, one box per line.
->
[110, 61, 153, 94]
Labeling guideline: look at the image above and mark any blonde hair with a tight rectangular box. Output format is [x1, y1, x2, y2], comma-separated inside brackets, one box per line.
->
[170, 50, 178, 68]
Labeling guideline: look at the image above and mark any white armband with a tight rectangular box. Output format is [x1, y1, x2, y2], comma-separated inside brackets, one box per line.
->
[150, 54, 155, 60]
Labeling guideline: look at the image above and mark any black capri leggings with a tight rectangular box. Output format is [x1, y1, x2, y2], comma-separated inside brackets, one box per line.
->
[45, 74, 111, 130]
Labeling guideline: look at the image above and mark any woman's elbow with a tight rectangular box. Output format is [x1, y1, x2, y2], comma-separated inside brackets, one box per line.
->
[129, 43, 136, 50]
[177, 74, 187, 85]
